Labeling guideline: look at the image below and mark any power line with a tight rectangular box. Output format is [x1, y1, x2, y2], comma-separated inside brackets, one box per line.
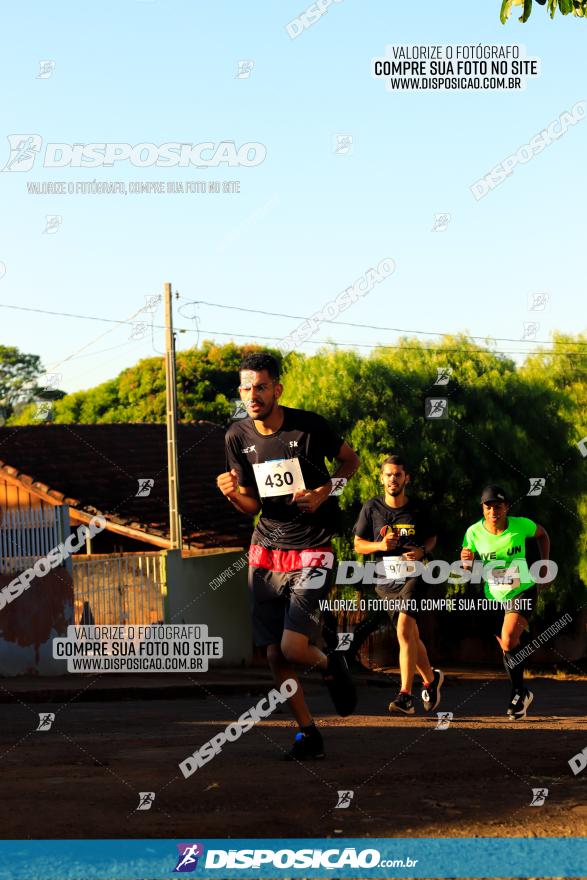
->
[2, 302, 586, 357]
[189, 327, 587, 357]
[0, 303, 164, 330]
[58, 340, 145, 362]
[46, 301, 161, 371]
[179, 298, 587, 349]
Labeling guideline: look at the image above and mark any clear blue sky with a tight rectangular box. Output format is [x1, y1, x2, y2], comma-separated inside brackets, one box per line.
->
[1, 1, 585, 394]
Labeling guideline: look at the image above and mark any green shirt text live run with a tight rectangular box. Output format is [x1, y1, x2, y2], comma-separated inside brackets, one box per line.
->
[462, 516, 538, 602]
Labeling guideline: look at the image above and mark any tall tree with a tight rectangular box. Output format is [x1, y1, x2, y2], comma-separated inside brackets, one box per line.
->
[8, 341, 280, 425]
[520, 334, 587, 589]
[281, 340, 585, 620]
[501, 0, 587, 22]
[0, 345, 45, 421]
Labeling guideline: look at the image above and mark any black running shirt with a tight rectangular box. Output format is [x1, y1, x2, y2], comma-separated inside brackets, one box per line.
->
[225, 406, 344, 549]
[353, 497, 436, 560]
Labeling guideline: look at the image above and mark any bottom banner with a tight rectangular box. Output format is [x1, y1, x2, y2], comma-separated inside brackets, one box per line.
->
[0, 837, 585, 879]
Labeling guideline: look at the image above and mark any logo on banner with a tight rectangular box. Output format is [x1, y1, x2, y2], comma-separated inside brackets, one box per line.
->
[174, 843, 204, 872]
[293, 566, 328, 590]
[300, 550, 334, 570]
[2, 134, 43, 171]
[294, 550, 334, 590]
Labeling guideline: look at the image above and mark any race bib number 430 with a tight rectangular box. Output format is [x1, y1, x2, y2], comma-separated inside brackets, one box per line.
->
[253, 458, 305, 498]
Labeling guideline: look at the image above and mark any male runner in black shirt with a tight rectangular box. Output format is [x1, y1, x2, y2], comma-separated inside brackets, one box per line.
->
[354, 455, 443, 715]
[217, 352, 360, 760]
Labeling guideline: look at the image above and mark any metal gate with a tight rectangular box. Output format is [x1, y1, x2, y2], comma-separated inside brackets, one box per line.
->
[0, 504, 70, 574]
[72, 553, 166, 626]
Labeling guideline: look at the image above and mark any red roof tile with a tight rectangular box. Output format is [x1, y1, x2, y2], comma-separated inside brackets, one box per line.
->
[0, 422, 251, 550]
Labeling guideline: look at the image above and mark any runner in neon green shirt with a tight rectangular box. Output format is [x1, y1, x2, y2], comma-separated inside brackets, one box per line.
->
[461, 485, 551, 721]
[463, 515, 538, 603]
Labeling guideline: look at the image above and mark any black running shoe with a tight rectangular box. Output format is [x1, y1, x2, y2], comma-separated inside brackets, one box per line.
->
[421, 669, 444, 712]
[506, 688, 533, 720]
[388, 691, 415, 715]
[282, 729, 325, 761]
[322, 652, 358, 717]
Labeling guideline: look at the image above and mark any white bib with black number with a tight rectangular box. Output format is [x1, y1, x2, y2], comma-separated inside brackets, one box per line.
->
[486, 565, 520, 595]
[382, 556, 418, 582]
[253, 458, 305, 498]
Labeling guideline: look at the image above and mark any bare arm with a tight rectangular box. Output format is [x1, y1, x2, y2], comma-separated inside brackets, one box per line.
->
[534, 524, 552, 589]
[331, 441, 360, 483]
[216, 469, 261, 518]
[535, 523, 550, 559]
[354, 533, 437, 559]
[354, 535, 388, 555]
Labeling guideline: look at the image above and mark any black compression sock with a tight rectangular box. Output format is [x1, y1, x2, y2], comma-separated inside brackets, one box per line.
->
[321, 610, 339, 652]
[503, 650, 525, 692]
[504, 624, 530, 692]
[300, 722, 320, 737]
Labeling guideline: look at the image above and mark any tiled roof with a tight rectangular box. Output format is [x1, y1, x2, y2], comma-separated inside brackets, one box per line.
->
[0, 422, 251, 550]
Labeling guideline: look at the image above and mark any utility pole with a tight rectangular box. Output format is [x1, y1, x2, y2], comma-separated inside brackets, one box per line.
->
[164, 281, 182, 550]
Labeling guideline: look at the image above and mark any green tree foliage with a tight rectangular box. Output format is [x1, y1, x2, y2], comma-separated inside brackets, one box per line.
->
[0, 345, 47, 421]
[520, 334, 587, 589]
[9, 342, 281, 425]
[501, 0, 587, 23]
[282, 340, 586, 619]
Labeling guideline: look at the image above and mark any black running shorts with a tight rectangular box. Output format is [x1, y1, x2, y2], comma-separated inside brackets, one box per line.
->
[502, 585, 538, 621]
[374, 576, 428, 627]
[247, 544, 336, 647]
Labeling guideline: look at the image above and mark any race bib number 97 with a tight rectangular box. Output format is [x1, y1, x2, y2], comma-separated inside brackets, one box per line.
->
[253, 458, 305, 498]
[382, 556, 418, 582]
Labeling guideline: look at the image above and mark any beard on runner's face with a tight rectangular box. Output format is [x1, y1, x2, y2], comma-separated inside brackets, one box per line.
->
[239, 371, 278, 419]
[246, 392, 276, 419]
[383, 472, 406, 495]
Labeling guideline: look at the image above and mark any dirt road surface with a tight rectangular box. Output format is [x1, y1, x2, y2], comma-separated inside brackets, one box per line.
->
[1, 671, 585, 842]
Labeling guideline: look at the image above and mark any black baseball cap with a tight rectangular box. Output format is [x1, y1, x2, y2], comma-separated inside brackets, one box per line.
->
[480, 485, 508, 504]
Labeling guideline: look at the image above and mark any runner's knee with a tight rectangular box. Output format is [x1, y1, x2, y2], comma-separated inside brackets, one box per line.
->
[280, 633, 307, 664]
[396, 614, 416, 640]
[266, 643, 286, 666]
[501, 633, 520, 652]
